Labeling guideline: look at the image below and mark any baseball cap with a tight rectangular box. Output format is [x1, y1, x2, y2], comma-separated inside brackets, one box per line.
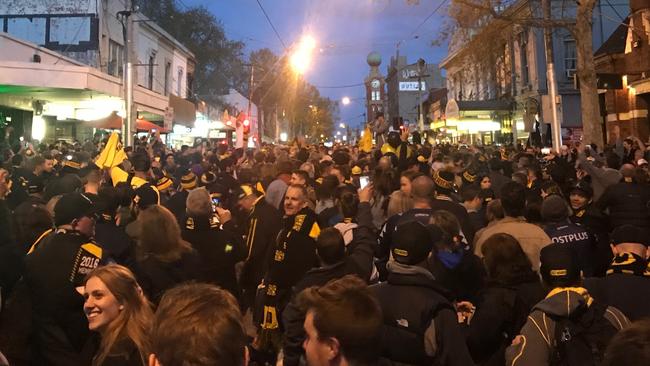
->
[569, 180, 593, 198]
[540, 243, 581, 286]
[637, 159, 648, 166]
[54, 192, 96, 226]
[391, 221, 443, 265]
[611, 225, 649, 246]
[133, 184, 160, 210]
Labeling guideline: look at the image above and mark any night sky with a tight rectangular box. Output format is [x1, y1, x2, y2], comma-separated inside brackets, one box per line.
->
[183, 0, 449, 129]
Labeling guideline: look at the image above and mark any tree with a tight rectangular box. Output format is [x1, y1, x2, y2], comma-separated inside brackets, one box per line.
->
[136, 0, 248, 104]
[449, 0, 603, 147]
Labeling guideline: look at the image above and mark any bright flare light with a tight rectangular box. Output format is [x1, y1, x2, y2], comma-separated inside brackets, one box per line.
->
[339, 123, 346, 128]
[342, 97, 351, 105]
[290, 35, 316, 74]
[32, 115, 46, 141]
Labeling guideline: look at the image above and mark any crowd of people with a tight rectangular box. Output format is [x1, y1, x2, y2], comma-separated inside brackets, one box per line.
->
[0, 125, 649, 366]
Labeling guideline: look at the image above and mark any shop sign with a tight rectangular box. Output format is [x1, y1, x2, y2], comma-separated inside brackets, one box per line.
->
[208, 130, 227, 139]
[399, 81, 426, 91]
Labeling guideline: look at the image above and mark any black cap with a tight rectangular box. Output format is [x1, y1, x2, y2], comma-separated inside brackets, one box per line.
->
[569, 181, 593, 199]
[54, 192, 95, 226]
[611, 225, 649, 246]
[133, 184, 159, 210]
[540, 243, 581, 286]
[391, 221, 442, 265]
[541, 195, 569, 222]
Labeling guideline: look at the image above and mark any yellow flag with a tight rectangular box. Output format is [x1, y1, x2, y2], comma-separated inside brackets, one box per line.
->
[95, 132, 126, 169]
[359, 126, 373, 153]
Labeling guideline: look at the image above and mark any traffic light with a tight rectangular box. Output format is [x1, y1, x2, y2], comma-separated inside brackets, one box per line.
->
[243, 119, 250, 136]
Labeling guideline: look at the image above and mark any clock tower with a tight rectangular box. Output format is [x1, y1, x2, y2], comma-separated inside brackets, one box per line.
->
[365, 52, 386, 124]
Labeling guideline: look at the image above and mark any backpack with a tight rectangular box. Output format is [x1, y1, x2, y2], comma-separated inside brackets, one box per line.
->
[549, 300, 619, 366]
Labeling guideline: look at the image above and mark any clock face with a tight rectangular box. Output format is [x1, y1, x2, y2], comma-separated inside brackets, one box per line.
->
[371, 79, 380, 88]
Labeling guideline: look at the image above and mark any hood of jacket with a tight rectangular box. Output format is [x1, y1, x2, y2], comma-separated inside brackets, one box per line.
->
[533, 287, 594, 317]
[334, 221, 358, 246]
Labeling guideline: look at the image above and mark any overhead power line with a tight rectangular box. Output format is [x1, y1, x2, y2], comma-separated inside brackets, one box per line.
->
[408, 0, 450, 38]
[255, 0, 287, 51]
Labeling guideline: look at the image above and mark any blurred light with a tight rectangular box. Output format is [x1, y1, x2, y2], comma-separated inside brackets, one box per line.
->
[280, 132, 288, 142]
[342, 97, 350, 105]
[226, 120, 233, 126]
[320, 134, 324, 138]
[339, 123, 345, 128]
[342, 135, 347, 141]
[336, 131, 341, 135]
[243, 119, 250, 127]
[32, 115, 46, 141]
[290, 35, 316, 74]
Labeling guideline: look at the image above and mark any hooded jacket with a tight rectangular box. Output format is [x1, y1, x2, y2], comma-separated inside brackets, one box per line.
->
[371, 261, 475, 366]
[505, 287, 630, 366]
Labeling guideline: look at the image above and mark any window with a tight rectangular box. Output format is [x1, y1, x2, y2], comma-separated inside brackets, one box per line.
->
[564, 38, 577, 79]
[49, 17, 91, 45]
[520, 31, 529, 86]
[7, 17, 46, 45]
[108, 40, 123, 77]
[164, 61, 171, 96]
[148, 53, 155, 90]
[177, 67, 184, 96]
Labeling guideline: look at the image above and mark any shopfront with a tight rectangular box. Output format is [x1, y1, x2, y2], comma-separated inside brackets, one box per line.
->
[440, 99, 513, 145]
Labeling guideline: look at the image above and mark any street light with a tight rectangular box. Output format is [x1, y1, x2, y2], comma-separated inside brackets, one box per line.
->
[339, 123, 346, 129]
[290, 35, 316, 74]
[342, 96, 351, 105]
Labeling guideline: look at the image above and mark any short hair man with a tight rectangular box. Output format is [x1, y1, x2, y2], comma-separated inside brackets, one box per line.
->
[149, 283, 248, 366]
[291, 169, 310, 186]
[298, 275, 382, 366]
[474, 182, 551, 271]
[584, 225, 650, 321]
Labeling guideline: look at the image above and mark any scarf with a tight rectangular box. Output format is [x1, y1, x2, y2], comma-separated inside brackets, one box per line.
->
[607, 252, 650, 277]
[437, 249, 464, 269]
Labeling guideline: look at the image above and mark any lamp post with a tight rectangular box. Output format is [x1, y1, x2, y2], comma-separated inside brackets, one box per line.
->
[118, 3, 136, 147]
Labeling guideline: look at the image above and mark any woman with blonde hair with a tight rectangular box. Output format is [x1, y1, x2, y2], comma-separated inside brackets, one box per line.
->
[83, 264, 153, 366]
[133, 205, 200, 303]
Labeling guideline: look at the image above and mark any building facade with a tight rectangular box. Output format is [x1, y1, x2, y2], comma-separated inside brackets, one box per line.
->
[0, 0, 196, 143]
[441, 0, 629, 144]
[386, 55, 444, 128]
[595, 0, 650, 142]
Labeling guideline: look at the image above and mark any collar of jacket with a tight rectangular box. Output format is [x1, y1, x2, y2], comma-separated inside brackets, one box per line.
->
[185, 214, 220, 230]
[250, 195, 266, 217]
[386, 261, 453, 296]
[307, 260, 347, 275]
[497, 216, 528, 224]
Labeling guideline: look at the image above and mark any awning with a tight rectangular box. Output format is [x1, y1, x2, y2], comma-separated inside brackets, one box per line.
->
[87, 112, 122, 129]
[169, 94, 196, 127]
[85, 112, 168, 132]
[137, 118, 169, 133]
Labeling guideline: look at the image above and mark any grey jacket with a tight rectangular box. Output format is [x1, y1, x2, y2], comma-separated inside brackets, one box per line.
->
[577, 153, 621, 201]
[505, 287, 629, 366]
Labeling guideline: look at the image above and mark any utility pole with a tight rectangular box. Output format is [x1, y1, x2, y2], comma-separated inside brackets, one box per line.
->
[416, 58, 428, 132]
[247, 64, 256, 146]
[119, 1, 135, 147]
[542, 0, 562, 152]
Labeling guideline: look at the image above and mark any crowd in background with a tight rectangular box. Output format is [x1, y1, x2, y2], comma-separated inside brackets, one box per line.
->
[0, 124, 649, 366]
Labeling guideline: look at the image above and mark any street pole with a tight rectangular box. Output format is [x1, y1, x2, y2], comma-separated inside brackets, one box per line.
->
[121, 1, 135, 147]
[247, 64, 254, 147]
[542, 0, 562, 152]
[417, 58, 426, 132]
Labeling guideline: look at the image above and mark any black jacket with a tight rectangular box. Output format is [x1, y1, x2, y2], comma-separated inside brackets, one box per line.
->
[570, 203, 612, 276]
[282, 203, 376, 366]
[24, 229, 104, 366]
[181, 215, 247, 298]
[371, 264, 475, 366]
[544, 219, 597, 276]
[163, 190, 190, 224]
[427, 249, 485, 303]
[240, 196, 282, 289]
[584, 253, 650, 321]
[94, 219, 135, 267]
[597, 181, 650, 230]
[133, 250, 201, 304]
[463, 278, 545, 366]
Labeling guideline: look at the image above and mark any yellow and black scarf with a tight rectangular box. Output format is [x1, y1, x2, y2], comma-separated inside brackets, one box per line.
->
[607, 252, 650, 277]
